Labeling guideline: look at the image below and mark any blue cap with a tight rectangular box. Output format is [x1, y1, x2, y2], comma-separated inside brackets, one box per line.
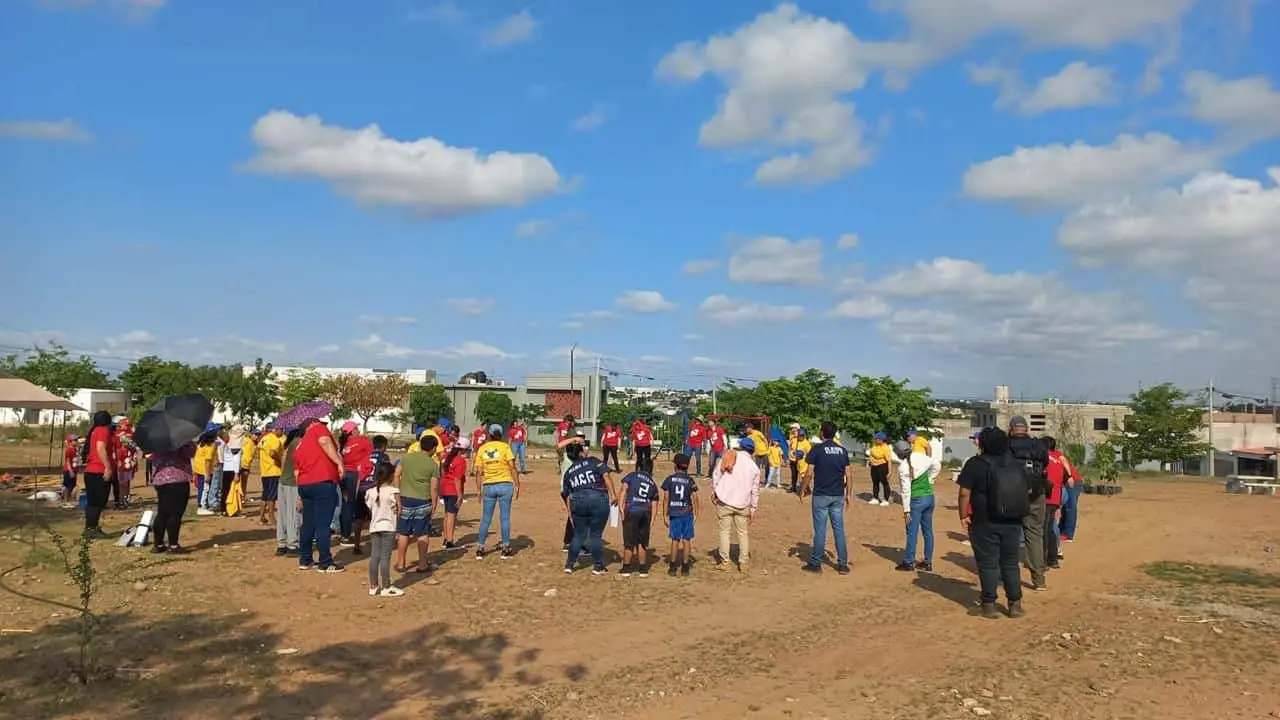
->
[873, 431, 888, 441]
[798, 428, 807, 436]
[739, 437, 756, 452]
[205, 422, 221, 432]
[906, 428, 918, 436]
[437, 418, 452, 429]
[970, 429, 982, 439]
[488, 423, 504, 435]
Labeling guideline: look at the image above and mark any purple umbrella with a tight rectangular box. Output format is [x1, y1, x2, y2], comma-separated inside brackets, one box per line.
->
[273, 400, 334, 431]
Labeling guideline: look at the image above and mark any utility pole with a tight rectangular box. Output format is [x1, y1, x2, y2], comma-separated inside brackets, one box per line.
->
[711, 374, 718, 414]
[569, 342, 578, 421]
[1206, 378, 1214, 477]
[591, 354, 601, 442]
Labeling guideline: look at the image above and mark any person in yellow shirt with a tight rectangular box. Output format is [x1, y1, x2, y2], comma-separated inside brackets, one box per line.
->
[907, 429, 931, 456]
[193, 431, 217, 512]
[258, 426, 285, 526]
[766, 439, 784, 489]
[472, 424, 520, 560]
[792, 430, 813, 495]
[239, 429, 258, 505]
[866, 432, 894, 506]
[747, 422, 769, 478]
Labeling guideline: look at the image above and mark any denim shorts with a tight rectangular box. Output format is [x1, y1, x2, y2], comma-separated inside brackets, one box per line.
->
[260, 476, 280, 502]
[668, 513, 695, 541]
[396, 496, 432, 537]
[441, 494, 460, 514]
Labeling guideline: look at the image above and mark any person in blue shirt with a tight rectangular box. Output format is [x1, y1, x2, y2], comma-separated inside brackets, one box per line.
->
[619, 456, 660, 578]
[661, 453, 700, 577]
[801, 421, 853, 575]
[560, 442, 618, 575]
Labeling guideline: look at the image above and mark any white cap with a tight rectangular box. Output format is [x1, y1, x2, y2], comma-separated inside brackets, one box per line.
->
[456, 437, 471, 450]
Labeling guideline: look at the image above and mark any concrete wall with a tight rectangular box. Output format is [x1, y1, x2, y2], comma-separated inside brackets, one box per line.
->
[0, 388, 130, 426]
[975, 401, 1132, 444]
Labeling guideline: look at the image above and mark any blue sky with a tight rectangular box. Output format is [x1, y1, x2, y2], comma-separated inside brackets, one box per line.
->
[1, 0, 1277, 402]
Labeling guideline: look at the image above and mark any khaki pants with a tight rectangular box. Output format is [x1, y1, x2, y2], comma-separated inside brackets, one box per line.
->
[716, 503, 750, 566]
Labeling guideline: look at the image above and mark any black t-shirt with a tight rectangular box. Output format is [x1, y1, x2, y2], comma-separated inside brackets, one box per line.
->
[957, 453, 1022, 525]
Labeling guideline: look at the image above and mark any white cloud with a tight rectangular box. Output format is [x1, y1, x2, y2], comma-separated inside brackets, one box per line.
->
[1019, 61, 1116, 115]
[430, 340, 509, 359]
[354, 333, 419, 358]
[563, 321, 584, 330]
[445, 298, 494, 316]
[1058, 167, 1280, 317]
[700, 295, 805, 324]
[836, 233, 859, 250]
[690, 355, 744, 369]
[104, 329, 156, 347]
[515, 218, 553, 238]
[965, 61, 1022, 110]
[357, 315, 417, 326]
[656, 4, 872, 186]
[315, 343, 342, 354]
[244, 110, 561, 219]
[638, 355, 670, 364]
[483, 9, 538, 47]
[352, 334, 510, 360]
[962, 133, 1217, 207]
[0, 119, 91, 142]
[728, 236, 823, 285]
[682, 259, 720, 275]
[1183, 71, 1280, 140]
[616, 290, 676, 313]
[873, 257, 1044, 303]
[682, 333, 703, 341]
[545, 345, 615, 363]
[570, 104, 610, 132]
[829, 297, 890, 319]
[571, 309, 616, 322]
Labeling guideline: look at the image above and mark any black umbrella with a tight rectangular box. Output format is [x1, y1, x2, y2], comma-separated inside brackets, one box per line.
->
[134, 394, 215, 453]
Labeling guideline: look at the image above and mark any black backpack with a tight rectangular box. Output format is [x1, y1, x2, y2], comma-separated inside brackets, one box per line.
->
[980, 454, 1031, 521]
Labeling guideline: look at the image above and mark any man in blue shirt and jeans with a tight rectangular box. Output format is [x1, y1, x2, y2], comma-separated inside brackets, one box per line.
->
[801, 421, 852, 575]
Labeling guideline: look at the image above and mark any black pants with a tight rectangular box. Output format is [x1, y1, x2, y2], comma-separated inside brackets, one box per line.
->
[602, 446, 620, 472]
[870, 464, 892, 501]
[634, 445, 651, 470]
[83, 472, 109, 530]
[971, 521, 1023, 604]
[109, 473, 123, 503]
[219, 470, 236, 512]
[154, 483, 190, 548]
[563, 516, 574, 547]
[789, 461, 799, 492]
[1044, 504, 1060, 566]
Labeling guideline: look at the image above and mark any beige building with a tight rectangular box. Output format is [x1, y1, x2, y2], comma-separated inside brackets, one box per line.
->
[975, 386, 1132, 445]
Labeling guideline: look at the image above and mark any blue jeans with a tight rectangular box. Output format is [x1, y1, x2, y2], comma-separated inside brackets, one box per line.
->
[685, 445, 703, 475]
[477, 482, 514, 548]
[810, 495, 848, 568]
[566, 491, 609, 569]
[511, 442, 527, 473]
[1060, 483, 1082, 539]
[298, 482, 339, 568]
[766, 467, 780, 487]
[194, 475, 206, 508]
[709, 450, 723, 475]
[338, 471, 358, 538]
[203, 470, 222, 509]
[904, 494, 936, 565]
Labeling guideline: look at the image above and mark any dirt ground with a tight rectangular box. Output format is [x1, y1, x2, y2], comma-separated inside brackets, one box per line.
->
[1, 456, 1278, 720]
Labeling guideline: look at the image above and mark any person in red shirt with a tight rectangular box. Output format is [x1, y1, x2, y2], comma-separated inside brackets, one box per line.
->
[61, 435, 79, 503]
[439, 436, 470, 547]
[1043, 436, 1080, 570]
[708, 420, 728, 476]
[631, 419, 653, 472]
[82, 411, 116, 537]
[338, 421, 373, 549]
[509, 421, 528, 474]
[111, 419, 137, 509]
[601, 423, 622, 472]
[685, 418, 707, 476]
[295, 419, 344, 572]
[470, 426, 488, 455]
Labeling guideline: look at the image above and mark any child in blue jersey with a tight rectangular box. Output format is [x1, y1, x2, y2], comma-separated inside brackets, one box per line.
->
[661, 453, 700, 577]
[619, 456, 659, 578]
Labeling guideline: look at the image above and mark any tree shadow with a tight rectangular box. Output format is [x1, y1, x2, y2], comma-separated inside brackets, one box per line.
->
[0, 609, 556, 719]
[912, 572, 977, 608]
[190, 527, 276, 550]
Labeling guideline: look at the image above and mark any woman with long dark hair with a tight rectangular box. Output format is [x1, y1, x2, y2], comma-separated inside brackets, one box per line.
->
[149, 441, 196, 553]
[438, 436, 468, 548]
[81, 411, 115, 538]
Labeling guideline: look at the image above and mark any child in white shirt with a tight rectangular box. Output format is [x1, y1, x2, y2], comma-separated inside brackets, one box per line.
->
[364, 462, 403, 597]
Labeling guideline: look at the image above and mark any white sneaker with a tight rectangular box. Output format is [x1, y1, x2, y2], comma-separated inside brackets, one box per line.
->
[368, 587, 379, 597]
[866, 498, 879, 505]
[379, 586, 405, 597]
[196, 508, 214, 516]
[879, 500, 891, 507]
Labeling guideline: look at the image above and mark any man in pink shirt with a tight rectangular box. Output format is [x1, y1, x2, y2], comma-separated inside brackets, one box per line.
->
[711, 436, 761, 574]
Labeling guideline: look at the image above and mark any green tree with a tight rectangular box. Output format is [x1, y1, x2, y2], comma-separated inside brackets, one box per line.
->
[408, 385, 454, 427]
[321, 373, 411, 432]
[1113, 382, 1210, 469]
[598, 402, 631, 428]
[222, 359, 279, 425]
[119, 356, 198, 414]
[278, 369, 326, 409]
[832, 374, 936, 444]
[751, 368, 838, 430]
[514, 402, 550, 425]
[474, 391, 516, 426]
[1, 344, 115, 396]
